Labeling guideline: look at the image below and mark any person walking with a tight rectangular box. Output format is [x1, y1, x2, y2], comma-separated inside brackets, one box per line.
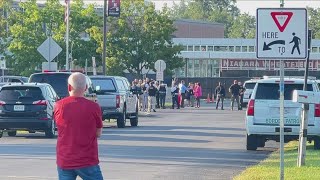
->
[229, 80, 241, 111]
[54, 72, 104, 180]
[158, 82, 167, 109]
[137, 79, 143, 111]
[194, 82, 202, 108]
[171, 82, 180, 109]
[238, 81, 246, 110]
[147, 80, 157, 113]
[179, 80, 187, 108]
[142, 78, 150, 111]
[187, 82, 195, 107]
[215, 82, 226, 110]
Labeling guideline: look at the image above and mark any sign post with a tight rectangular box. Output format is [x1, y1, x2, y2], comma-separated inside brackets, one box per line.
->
[154, 60, 166, 83]
[37, 37, 62, 71]
[257, 8, 308, 179]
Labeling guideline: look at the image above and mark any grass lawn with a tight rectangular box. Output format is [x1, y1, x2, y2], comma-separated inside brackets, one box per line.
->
[234, 141, 320, 180]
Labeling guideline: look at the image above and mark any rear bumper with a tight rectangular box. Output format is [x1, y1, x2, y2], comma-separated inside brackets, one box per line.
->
[0, 117, 52, 130]
[101, 107, 121, 120]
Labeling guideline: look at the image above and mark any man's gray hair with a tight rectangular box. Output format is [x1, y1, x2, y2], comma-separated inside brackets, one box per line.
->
[68, 72, 87, 92]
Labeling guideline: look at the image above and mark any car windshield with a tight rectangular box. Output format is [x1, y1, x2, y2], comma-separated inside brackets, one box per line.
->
[245, 83, 256, 89]
[29, 73, 70, 98]
[91, 78, 116, 92]
[0, 86, 44, 101]
[255, 83, 313, 100]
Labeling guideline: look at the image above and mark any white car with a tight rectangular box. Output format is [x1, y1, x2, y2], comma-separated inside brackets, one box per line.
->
[242, 79, 259, 107]
[246, 77, 320, 150]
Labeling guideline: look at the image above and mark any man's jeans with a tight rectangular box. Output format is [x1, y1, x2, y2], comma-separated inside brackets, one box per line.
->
[57, 165, 103, 180]
[231, 95, 240, 110]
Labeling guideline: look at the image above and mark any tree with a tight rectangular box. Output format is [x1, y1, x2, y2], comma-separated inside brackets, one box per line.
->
[0, 0, 13, 56]
[308, 7, 320, 39]
[105, 0, 184, 77]
[6, 0, 102, 76]
[228, 13, 255, 38]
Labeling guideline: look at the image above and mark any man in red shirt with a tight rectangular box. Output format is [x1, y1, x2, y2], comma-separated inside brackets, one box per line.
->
[54, 72, 103, 180]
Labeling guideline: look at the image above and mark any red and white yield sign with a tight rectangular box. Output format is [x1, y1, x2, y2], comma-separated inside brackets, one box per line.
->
[256, 8, 308, 59]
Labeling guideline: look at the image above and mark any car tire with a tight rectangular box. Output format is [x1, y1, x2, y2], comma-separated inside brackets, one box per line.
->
[314, 136, 320, 150]
[45, 120, 56, 138]
[117, 107, 126, 128]
[8, 131, 17, 137]
[130, 105, 139, 127]
[246, 134, 258, 150]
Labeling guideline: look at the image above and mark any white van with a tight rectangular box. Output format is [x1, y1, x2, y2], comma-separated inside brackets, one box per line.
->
[246, 77, 320, 150]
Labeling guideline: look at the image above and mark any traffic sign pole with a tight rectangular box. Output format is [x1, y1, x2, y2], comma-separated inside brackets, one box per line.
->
[279, 59, 285, 180]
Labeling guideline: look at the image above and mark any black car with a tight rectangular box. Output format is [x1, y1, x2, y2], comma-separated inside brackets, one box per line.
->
[0, 83, 58, 138]
[28, 72, 96, 101]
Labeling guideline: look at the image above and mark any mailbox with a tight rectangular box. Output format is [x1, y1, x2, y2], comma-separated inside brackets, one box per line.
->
[292, 90, 320, 104]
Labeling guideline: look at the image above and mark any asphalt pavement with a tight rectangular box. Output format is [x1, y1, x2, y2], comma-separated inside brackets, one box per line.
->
[0, 102, 278, 180]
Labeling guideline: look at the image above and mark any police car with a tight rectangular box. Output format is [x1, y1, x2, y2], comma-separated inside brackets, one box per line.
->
[246, 76, 320, 150]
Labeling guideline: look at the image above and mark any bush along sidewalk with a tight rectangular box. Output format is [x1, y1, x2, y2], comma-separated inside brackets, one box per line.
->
[234, 141, 320, 180]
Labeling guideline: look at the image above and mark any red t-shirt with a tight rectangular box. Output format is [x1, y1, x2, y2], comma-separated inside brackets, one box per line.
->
[54, 96, 103, 169]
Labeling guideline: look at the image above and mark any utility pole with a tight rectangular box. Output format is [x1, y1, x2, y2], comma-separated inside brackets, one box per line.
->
[298, 30, 312, 167]
[102, 0, 107, 75]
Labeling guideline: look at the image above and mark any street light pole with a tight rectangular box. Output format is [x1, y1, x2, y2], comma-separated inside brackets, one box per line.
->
[102, 0, 107, 75]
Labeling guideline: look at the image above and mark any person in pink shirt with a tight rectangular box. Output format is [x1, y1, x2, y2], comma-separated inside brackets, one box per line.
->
[194, 82, 202, 108]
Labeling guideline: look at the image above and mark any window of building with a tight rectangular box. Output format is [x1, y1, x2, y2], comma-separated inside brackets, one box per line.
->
[242, 46, 248, 52]
[183, 46, 188, 51]
[312, 47, 318, 53]
[228, 46, 235, 52]
[207, 60, 213, 77]
[249, 46, 255, 52]
[208, 46, 214, 51]
[235, 46, 241, 52]
[201, 46, 207, 51]
[200, 60, 207, 77]
[214, 46, 228, 52]
[187, 45, 193, 51]
[194, 46, 201, 51]
[194, 60, 200, 77]
[187, 59, 193, 77]
[175, 67, 185, 77]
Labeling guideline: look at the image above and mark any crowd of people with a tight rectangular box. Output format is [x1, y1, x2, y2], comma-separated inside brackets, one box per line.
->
[131, 78, 246, 113]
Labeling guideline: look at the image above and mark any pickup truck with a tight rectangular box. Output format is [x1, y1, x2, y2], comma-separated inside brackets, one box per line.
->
[90, 76, 138, 128]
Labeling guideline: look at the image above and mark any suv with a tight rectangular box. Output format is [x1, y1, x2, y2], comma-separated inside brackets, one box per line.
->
[0, 76, 29, 83]
[0, 83, 58, 138]
[243, 79, 259, 107]
[246, 77, 320, 150]
[28, 72, 96, 101]
[90, 76, 138, 128]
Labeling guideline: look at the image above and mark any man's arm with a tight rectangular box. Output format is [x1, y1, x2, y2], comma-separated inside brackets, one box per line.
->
[94, 104, 103, 138]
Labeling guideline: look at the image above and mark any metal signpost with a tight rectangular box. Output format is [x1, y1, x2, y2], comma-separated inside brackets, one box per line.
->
[37, 37, 62, 71]
[154, 60, 166, 83]
[256, 7, 308, 180]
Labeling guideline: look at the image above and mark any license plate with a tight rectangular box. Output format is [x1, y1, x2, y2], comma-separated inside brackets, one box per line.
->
[266, 118, 300, 124]
[14, 105, 25, 111]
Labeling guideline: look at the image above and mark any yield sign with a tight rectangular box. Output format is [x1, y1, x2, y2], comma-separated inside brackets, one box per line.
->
[271, 12, 293, 32]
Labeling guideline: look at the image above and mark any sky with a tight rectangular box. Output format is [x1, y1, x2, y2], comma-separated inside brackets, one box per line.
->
[146, 0, 320, 16]
[33, 0, 320, 16]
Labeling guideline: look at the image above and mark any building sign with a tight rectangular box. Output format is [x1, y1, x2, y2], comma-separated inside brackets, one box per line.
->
[108, 0, 120, 17]
[221, 59, 319, 71]
[256, 8, 308, 59]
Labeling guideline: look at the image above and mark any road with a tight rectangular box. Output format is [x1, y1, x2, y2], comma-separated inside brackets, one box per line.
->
[0, 103, 277, 180]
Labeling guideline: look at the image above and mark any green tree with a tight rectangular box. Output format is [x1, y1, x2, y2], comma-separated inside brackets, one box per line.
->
[228, 13, 256, 38]
[308, 7, 320, 39]
[6, 0, 102, 75]
[105, 0, 184, 77]
[0, 0, 13, 56]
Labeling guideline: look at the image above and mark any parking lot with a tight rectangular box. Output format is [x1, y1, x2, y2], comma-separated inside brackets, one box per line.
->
[0, 104, 277, 180]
